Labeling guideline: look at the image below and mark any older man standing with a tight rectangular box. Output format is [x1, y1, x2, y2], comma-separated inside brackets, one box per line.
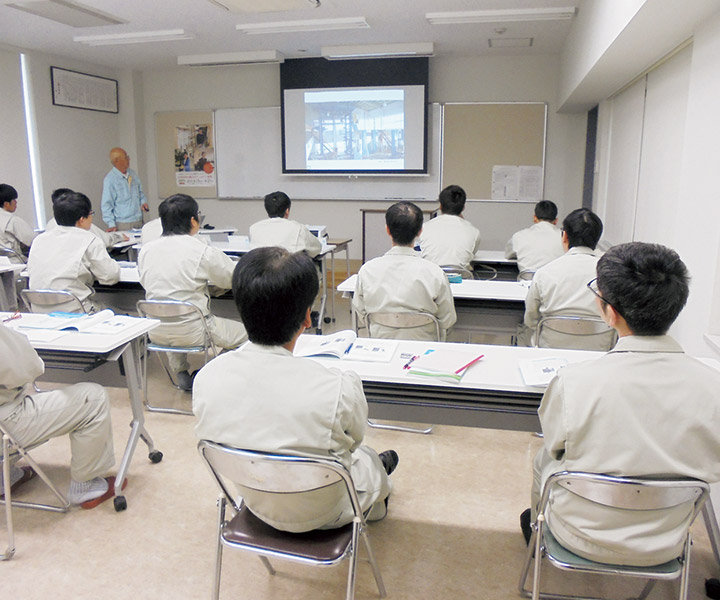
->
[101, 147, 148, 232]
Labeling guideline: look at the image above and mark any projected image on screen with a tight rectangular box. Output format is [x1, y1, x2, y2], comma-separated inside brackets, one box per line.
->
[304, 89, 404, 171]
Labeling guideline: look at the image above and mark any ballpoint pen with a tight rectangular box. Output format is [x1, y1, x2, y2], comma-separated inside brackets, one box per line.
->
[403, 355, 419, 370]
[2, 311, 21, 323]
[454, 354, 484, 375]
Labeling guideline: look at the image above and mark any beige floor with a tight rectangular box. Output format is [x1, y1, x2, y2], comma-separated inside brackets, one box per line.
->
[3, 296, 718, 599]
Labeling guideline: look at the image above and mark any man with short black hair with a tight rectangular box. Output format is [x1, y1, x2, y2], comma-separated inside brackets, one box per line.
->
[353, 201, 456, 340]
[193, 247, 396, 532]
[0, 183, 36, 262]
[45, 188, 127, 248]
[418, 184, 481, 270]
[521, 208, 604, 347]
[524, 242, 720, 566]
[249, 191, 322, 257]
[505, 200, 564, 274]
[27, 192, 120, 313]
[138, 194, 247, 390]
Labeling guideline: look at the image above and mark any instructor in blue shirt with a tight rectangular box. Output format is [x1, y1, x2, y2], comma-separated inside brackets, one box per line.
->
[101, 147, 149, 232]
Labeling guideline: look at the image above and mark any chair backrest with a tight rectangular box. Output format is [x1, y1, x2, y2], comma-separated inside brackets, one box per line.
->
[136, 298, 204, 320]
[21, 289, 87, 314]
[440, 265, 474, 280]
[365, 311, 441, 342]
[517, 270, 536, 282]
[535, 315, 617, 351]
[544, 471, 709, 521]
[197, 440, 362, 518]
[0, 245, 26, 264]
[473, 264, 498, 281]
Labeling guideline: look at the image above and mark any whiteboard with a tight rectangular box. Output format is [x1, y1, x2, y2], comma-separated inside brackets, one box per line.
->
[215, 104, 441, 200]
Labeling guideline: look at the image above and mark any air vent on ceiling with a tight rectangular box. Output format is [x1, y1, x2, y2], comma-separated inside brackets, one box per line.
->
[6, 0, 124, 27]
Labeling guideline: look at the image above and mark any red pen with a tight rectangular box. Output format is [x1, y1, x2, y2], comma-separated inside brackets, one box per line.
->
[2, 311, 21, 323]
[454, 354, 484, 375]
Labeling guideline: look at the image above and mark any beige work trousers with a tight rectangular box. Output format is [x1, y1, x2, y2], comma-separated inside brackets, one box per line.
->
[149, 314, 247, 373]
[0, 382, 115, 482]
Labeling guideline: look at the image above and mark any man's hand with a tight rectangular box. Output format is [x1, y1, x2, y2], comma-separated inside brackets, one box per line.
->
[107, 227, 118, 232]
[141, 203, 149, 212]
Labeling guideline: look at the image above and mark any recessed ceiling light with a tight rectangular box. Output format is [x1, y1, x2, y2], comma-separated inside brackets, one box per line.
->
[426, 7, 576, 25]
[7, 0, 124, 27]
[73, 29, 193, 46]
[236, 17, 368, 34]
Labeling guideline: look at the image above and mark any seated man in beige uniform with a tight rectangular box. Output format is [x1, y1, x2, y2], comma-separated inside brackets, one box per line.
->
[193, 247, 397, 531]
[0, 325, 117, 508]
[522, 242, 720, 566]
[249, 191, 322, 257]
[45, 188, 127, 249]
[27, 192, 121, 313]
[353, 201, 456, 341]
[0, 183, 37, 262]
[505, 200, 564, 274]
[418, 184, 481, 271]
[138, 194, 247, 391]
[521, 208, 604, 348]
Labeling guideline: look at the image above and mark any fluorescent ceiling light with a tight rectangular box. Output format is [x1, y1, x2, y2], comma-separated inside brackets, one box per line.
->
[6, 0, 124, 27]
[489, 37, 534, 48]
[236, 17, 368, 34]
[321, 42, 434, 60]
[73, 29, 193, 46]
[426, 7, 576, 25]
[178, 50, 284, 66]
[208, 0, 319, 12]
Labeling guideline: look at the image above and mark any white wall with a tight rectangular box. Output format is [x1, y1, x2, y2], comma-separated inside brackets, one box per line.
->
[140, 55, 588, 259]
[0, 48, 34, 226]
[22, 50, 128, 229]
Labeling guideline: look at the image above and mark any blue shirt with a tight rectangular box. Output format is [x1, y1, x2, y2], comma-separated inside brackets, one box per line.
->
[101, 166, 147, 227]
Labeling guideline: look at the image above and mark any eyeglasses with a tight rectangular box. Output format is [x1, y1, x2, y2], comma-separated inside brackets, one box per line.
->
[587, 278, 621, 315]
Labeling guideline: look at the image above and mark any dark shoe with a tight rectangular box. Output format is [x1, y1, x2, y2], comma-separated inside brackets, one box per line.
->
[379, 450, 399, 475]
[0, 466, 36, 499]
[520, 508, 532, 545]
[176, 370, 193, 391]
[706, 578, 720, 600]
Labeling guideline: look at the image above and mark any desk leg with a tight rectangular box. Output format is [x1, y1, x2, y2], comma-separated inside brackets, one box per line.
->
[704, 499, 720, 572]
[330, 252, 336, 324]
[316, 257, 328, 335]
[114, 338, 163, 511]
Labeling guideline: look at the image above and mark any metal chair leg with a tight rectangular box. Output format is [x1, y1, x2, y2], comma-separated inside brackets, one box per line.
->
[367, 419, 433, 435]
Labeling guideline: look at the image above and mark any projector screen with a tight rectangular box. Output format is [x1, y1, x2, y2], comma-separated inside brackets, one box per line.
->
[280, 57, 429, 175]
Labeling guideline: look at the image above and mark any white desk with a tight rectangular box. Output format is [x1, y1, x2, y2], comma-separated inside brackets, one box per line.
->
[0, 263, 25, 311]
[295, 336, 602, 431]
[338, 274, 528, 341]
[3, 313, 162, 512]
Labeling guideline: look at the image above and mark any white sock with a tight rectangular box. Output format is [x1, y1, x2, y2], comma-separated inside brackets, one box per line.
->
[67, 477, 108, 504]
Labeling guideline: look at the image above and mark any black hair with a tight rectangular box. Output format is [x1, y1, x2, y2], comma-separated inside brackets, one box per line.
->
[534, 200, 558, 222]
[562, 208, 603, 249]
[232, 247, 319, 345]
[596, 242, 689, 336]
[54, 192, 91, 226]
[159, 194, 198, 236]
[438, 185, 466, 216]
[51, 188, 74, 204]
[264, 191, 291, 218]
[0, 184, 18, 208]
[385, 201, 423, 246]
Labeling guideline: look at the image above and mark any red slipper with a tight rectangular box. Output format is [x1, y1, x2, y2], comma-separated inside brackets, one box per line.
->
[80, 476, 128, 510]
[0, 466, 36, 499]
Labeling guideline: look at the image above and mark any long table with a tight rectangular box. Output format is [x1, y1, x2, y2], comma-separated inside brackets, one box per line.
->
[338, 274, 528, 343]
[2, 312, 162, 512]
[294, 336, 602, 432]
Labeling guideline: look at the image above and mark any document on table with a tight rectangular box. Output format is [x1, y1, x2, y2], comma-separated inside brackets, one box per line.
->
[518, 357, 568, 387]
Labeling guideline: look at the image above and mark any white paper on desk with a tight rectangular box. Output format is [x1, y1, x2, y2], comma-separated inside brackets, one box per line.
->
[16, 328, 67, 343]
[345, 339, 398, 363]
[518, 358, 568, 387]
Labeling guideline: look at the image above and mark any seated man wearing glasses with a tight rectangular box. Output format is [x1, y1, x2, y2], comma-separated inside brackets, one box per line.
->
[27, 192, 120, 313]
[193, 247, 397, 532]
[523, 242, 720, 566]
[520, 208, 604, 347]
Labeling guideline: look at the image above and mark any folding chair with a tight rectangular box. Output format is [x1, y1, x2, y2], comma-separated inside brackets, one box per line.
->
[518, 471, 710, 600]
[472, 263, 498, 280]
[1, 419, 70, 561]
[136, 299, 218, 415]
[535, 315, 617, 351]
[197, 440, 386, 600]
[517, 270, 536, 282]
[21, 288, 88, 315]
[361, 311, 437, 434]
[0, 245, 27, 264]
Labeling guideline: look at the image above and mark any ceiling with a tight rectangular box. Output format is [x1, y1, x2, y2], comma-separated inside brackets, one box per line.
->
[0, 0, 582, 70]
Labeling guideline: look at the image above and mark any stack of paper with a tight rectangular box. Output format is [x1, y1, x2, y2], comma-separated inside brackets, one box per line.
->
[518, 358, 568, 387]
[407, 348, 484, 384]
